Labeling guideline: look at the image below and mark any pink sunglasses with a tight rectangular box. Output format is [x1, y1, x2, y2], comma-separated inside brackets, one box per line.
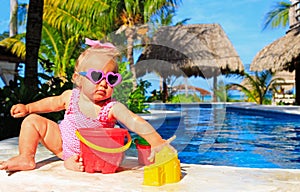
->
[79, 69, 122, 87]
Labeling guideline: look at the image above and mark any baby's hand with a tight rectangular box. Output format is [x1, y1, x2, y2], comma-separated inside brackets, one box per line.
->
[10, 104, 29, 118]
[147, 135, 177, 162]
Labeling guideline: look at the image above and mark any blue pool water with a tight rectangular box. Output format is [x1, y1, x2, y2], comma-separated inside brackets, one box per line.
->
[147, 104, 300, 169]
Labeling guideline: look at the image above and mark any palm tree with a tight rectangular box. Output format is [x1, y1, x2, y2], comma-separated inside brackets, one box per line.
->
[9, 0, 19, 84]
[2, 0, 110, 78]
[114, 0, 182, 88]
[43, 0, 113, 77]
[263, 1, 291, 29]
[3, 0, 182, 82]
[227, 71, 281, 104]
[10, 0, 18, 36]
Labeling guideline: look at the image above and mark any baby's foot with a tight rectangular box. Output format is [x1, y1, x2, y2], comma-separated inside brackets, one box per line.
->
[64, 155, 84, 172]
[0, 155, 36, 171]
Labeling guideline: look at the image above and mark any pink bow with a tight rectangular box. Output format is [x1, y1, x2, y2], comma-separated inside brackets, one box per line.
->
[85, 38, 116, 49]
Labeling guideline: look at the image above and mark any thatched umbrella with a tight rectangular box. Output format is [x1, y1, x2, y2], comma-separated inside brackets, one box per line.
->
[136, 24, 244, 102]
[173, 84, 211, 101]
[251, 29, 300, 72]
[250, 1, 300, 104]
[250, 27, 300, 104]
[0, 46, 24, 85]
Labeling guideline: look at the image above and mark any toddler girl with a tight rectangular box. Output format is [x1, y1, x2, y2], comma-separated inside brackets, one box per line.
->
[0, 38, 174, 172]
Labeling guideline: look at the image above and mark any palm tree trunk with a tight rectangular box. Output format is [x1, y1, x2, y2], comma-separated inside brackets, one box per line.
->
[10, 0, 18, 36]
[25, 0, 44, 91]
[126, 27, 137, 89]
[10, 0, 19, 83]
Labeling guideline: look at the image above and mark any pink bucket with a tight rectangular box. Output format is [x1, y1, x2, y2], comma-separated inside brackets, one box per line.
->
[76, 128, 131, 174]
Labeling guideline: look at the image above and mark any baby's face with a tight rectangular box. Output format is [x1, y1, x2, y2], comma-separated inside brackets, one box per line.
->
[78, 54, 117, 104]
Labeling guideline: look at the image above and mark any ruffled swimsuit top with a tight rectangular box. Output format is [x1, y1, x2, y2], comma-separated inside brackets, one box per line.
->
[59, 88, 118, 160]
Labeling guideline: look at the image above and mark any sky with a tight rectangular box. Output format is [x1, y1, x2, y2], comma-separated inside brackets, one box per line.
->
[172, 0, 287, 67]
[0, 0, 289, 91]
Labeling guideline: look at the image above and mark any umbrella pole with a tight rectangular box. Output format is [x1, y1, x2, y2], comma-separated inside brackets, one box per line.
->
[162, 78, 168, 103]
[213, 75, 217, 102]
[295, 61, 300, 105]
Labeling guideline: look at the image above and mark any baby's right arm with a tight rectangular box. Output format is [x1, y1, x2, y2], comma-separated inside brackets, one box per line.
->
[10, 90, 72, 118]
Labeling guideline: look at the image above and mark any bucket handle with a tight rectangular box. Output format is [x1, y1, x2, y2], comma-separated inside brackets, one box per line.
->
[75, 130, 132, 153]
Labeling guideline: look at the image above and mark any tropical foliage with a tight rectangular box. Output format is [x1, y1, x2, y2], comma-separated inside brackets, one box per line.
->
[263, 1, 291, 29]
[2, 0, 182, 81]
[2, 0, 113, 79]
[227, 71, 282, 104]
[0, 74, 73, 140]
[114, 0, 182, 88]
[126, 80, 151, 113]
[112, 61, 134, 104]
[169, 93, 201, 103]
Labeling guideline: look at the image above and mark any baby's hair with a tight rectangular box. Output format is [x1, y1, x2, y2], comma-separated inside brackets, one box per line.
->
[72, 45, 120, 85]
[75, 46, 120, 72]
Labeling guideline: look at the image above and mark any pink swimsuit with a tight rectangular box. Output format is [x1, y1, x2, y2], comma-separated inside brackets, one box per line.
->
[59, 88, 117, 160]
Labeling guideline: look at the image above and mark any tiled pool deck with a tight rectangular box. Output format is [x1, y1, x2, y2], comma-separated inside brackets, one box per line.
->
[1, 103, 300, 192]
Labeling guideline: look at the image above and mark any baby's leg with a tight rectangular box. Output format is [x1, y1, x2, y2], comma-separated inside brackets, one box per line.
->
[0, 114, 62, 171]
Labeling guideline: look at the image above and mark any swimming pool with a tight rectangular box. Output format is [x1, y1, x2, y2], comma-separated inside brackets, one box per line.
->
[145, 104, 300, 169]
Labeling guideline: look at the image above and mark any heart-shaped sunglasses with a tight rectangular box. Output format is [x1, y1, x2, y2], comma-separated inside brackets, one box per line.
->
[78, 69, 122, 87]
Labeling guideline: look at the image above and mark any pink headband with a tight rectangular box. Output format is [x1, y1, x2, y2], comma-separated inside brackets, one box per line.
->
[85, 38, 116, 49]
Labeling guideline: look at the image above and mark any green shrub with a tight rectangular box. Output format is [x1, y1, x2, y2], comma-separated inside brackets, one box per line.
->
[112, 61, 133, 105]
[126, 80, 150, 113]
[0, 74, 72, 140]
[170, 93, 201, 103]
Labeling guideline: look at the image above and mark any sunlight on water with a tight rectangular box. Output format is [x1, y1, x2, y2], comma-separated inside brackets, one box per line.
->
[150, 104, 300, 169]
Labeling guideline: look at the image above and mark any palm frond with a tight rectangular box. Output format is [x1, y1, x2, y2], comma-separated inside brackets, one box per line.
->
[0, 34, 26, 59]
[227, 70, 277, 104]
[44, 0, 109, 35]
[263, 1, 290, 30]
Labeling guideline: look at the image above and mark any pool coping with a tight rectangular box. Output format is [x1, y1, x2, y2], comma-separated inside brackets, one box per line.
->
[148, 102, 300, 117]
[226, 102, 300, 117]
[138, 109, 184, 120]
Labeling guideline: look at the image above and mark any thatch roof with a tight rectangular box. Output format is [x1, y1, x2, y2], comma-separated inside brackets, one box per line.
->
[272, 71, 295, 83]
[250, 29, 300, 72]
[136, 24, 244, 79]
[173, 84, 211, 95]
[272, 71, 295, 91]
[0, 46, 24, 85]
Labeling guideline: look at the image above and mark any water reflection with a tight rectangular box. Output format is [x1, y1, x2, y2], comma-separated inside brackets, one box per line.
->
[154, 104, 300, 169]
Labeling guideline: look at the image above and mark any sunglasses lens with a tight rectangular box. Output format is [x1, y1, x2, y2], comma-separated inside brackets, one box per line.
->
[91, 71, 103, 83]
[107, 74, 119, 86]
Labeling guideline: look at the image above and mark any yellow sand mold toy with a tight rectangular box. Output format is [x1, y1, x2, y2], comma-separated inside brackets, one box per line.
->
[143, 136, 181, 186]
